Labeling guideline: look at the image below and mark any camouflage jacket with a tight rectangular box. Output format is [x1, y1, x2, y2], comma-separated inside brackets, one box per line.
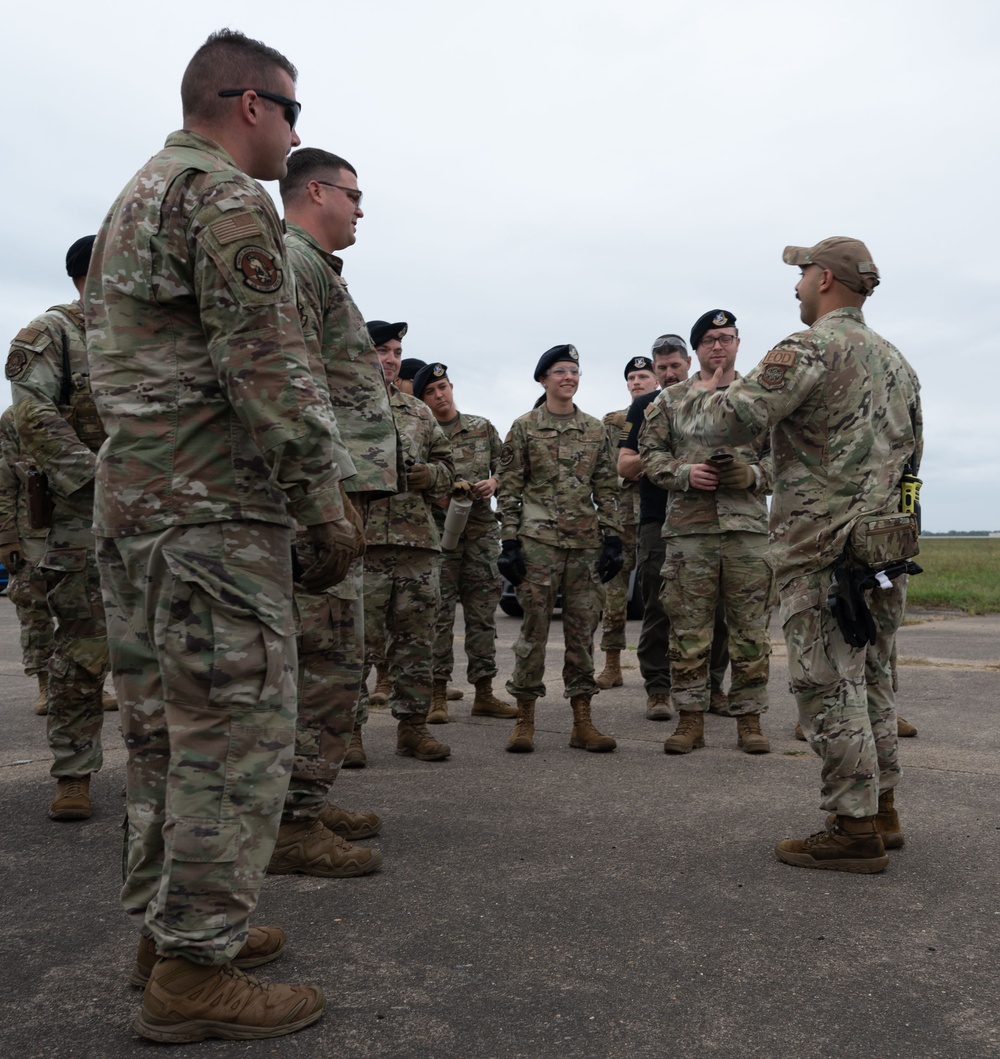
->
[640, 374, 772, 538]
[7, 300, 105, 545]
[603, 406, 640, 530]
[84, 130, 347, 538]
[285, 223, 398, 498]
[669, 307, 914, 609]
[431, 412, 503, 540]
[497, 403, 621, 548]
[365, 388, 454, 550]
[0, 407, 48, 544]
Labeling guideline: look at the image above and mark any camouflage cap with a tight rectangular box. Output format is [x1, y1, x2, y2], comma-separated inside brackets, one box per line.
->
[65, 235, 96, 278]
[412, 361, 448, 399]
[398, 357, 427, 381]
[366, 319, 408, 345]
[650, 333, 688, 355]
[624, 356, 654, 379]
[782, 237, 880, 295]
[534, 344, 579, 380]
[690, 310, 737, 351]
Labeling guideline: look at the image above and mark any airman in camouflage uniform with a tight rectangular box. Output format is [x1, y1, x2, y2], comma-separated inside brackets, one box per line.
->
[595, 356, 660, 689]
[355, 322, 455, 763]
[497, 345, 622, 754]
[641, 310, 773, 756]
[0, 407, 55, 713]
[413, 362, 516, 722]
[84, 29, 347, 1042]
[264, 148, 399, 878]
[7, 236, 111, 819]
[670, 237, 913, 873]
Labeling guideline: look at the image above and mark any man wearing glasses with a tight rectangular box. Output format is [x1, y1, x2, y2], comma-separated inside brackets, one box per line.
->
[640, 311, 773, 756]
[86, 29, 355, 1043]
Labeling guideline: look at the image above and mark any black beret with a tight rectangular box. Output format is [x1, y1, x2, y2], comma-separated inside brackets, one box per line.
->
[412, 362, 448, 399]
[533, 344, 579, 381]
[398, 358, 427, 381]
[366, 319, 408, 346]
[65, 235, 96, 279]
[624, 356, 654, 379]
[690, 310, 737, 351]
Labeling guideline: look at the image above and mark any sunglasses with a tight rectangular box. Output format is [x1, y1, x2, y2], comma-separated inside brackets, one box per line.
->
[218, 88, 302, 130]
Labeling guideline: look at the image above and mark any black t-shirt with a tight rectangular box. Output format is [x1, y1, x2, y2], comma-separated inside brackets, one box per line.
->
[620, 389, 667, 525]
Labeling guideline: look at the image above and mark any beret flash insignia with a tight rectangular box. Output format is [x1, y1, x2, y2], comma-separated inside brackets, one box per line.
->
[711, 311, 729, 326]
[433, 363, 446, 377]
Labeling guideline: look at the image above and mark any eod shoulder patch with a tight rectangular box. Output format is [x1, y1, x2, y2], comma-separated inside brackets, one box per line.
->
[758, 348, 796, 391]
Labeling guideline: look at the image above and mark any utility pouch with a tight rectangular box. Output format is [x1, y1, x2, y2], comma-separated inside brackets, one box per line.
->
[847, 512, 919, 570]
[26, 469, 53, 531]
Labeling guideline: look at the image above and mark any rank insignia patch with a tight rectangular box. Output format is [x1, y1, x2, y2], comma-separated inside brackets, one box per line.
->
[235, 246, 283, 292]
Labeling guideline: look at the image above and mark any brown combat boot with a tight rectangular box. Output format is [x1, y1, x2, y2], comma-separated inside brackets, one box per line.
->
[595, 649, 623, 689]
[32, 671, 48, 715]
[267, 818, 382, 878]
[663, 711, 705, 754]
[133, 955, 325, 1043]
[49, 776, 92, 821]
[341, 724, 366, 769]
[505, 699, 536, 753]
[708, 687, 728, 715]
[471, 678, 517, 718]
[317, 802, 382, 841]
[897, 716, 918, 737]
[569, 696, 616, 752]
[645, 692, 673, 720]
[427, 681, 449, 724]
[736, 714, 770, 754]
[102, 689, 118, 711]
[776, 815, 888, 873]
[130, 927, 287, 987]
[794, 722, 807, 741]
[396, 714, 451, 761]
[369, 666, 391, 706]
[446, 686, 464, 700]
[825, 788, 904, 850]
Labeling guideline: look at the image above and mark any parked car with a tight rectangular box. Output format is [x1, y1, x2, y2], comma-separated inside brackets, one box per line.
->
[499, 566, 643, 620]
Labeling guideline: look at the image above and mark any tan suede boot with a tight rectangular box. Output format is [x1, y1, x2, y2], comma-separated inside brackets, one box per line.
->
[505, 699, 536, 753]
[317, 803, 382, 841]
[708, 687, 728, 714]
[130, 927, 286, 987]
[595, 650, 623, 689]
[49, 776, 92, 821]
[776, 815, 888, 873]
[471, 678, 517, 718]
[396, 714, 451, 761]
[569, 696, 616, 752]
[341, 724, 366, 769]
[736, 714, 770, 754]
[645, 692, 673, 720]
[897, 716, 918, 737]
[32, 671, 48, 715]
[369, 666, 391, 706]
[825, 788, 904, 850]
[446, 686, 464, 700]
[267, 818, 382, 877]
[427, 681, 449, 724]
[134, 956, 325, 1043]
[102, 689, 119, 711]
[663, 711, 705, 754]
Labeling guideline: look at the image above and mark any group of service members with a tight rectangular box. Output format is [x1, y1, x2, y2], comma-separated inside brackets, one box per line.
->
[0, 26, 922, 1048]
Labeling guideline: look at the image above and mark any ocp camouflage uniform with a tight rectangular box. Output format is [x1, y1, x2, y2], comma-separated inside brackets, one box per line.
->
[598, 408, 639, 652]
[8, 301, 109, 776]
[282, 222, 398, 820]
[0, 407, 55, 677]
[359, 388, 454, 721]
[672, 306, 914, 817]
[85, 129, 347, 965]
[498, 404, 621, 700]
[641, 375, 772, 716]
[431, 413, 504, 685]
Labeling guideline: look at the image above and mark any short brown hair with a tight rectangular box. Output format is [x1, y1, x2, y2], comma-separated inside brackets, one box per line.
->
[181, 28, 297, 124]
[279, 148, 357, 203]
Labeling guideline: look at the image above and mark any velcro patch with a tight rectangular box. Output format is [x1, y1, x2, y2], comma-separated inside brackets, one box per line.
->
[759, 364, 788, 390]
[499, 443, 514, 468]
[5, 348, 30, 380]
[234, 246, 283, 293]
[761, 348, 796, 367]
[212, 212, 263, 246]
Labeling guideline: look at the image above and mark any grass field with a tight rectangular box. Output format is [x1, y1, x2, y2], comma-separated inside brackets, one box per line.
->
[906, 537, 1000, 614]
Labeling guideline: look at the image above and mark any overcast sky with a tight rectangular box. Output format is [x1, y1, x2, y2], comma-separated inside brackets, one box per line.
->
[6, 0, 997, 532]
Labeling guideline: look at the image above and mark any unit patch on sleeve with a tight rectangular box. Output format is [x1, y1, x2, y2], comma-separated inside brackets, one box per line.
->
[499, 443, 515, 468]
[5, 348, 28, 380]
[234, 246, 283, 292]
[758, 348, 797, 391]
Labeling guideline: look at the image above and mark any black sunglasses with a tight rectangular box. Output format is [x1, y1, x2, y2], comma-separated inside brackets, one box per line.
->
[218, 88, 302, 130]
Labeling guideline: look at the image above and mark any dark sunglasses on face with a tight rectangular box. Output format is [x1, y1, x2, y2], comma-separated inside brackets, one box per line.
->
[218, 88, 302, 130]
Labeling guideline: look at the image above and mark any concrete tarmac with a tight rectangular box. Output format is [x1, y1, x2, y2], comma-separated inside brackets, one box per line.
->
[1, 596, 998, 1058]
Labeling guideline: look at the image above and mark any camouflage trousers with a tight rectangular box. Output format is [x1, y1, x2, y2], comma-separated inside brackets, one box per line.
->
[785, 567, 903, 818]
[636, 522, 729, 695]
[506, 538, 603, 701]
[284, 559, 363, 821]
[433, 529, 502, 685]
[599, 518, 637, 651]
[660, 531, 771, 715]
[359, 545, 439, 722]
[40, 544, 110, 778]
[97, 522, 297, 967]
[7, 537, 54, 675]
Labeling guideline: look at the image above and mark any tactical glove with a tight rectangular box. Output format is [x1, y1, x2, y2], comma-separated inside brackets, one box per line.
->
[715, 457, 755, 490]
[596, 535, 624, 583]
[451, 478, 474, 499]
[827, 565, 877, 649]
[406, 463, 434, 491]
[300, 492, 366, 591]
[497, 539, 527, 587]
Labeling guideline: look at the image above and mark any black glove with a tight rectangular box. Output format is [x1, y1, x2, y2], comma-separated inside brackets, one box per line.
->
[827, 565, 877, 649]
[497, 539, 527, 587]
[596, 536, 624, 584]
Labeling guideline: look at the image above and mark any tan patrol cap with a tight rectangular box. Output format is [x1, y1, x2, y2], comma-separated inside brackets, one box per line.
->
[782, 237, 880, 295]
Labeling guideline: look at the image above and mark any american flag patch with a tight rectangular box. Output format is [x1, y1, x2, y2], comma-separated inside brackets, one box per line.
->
[211, 213, 261, 245]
